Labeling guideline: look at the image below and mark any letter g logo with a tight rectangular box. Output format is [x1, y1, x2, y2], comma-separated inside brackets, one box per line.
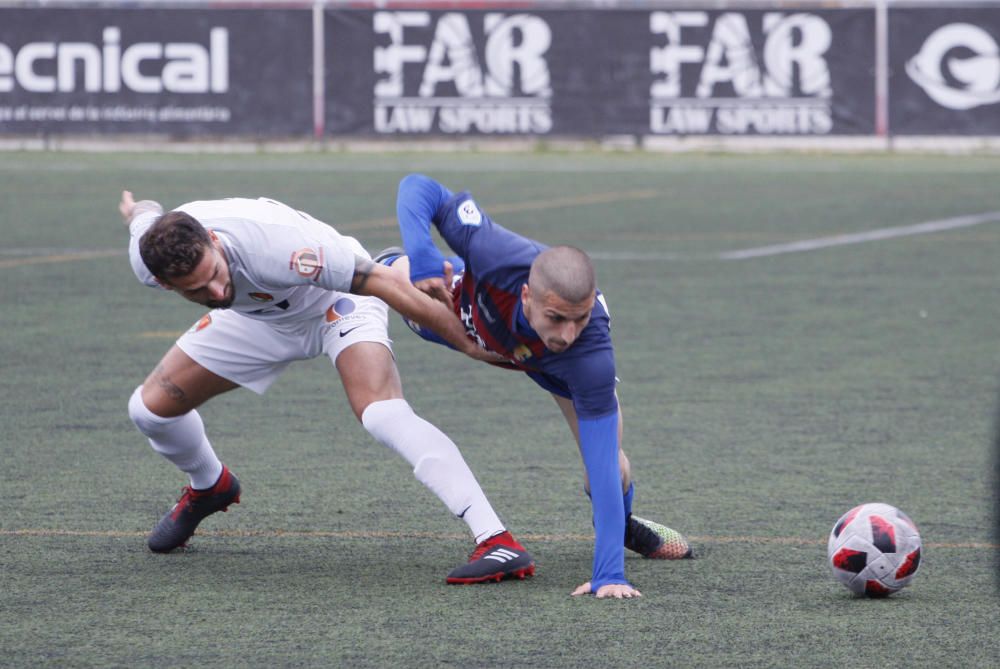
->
[906, 23, 1000, 110]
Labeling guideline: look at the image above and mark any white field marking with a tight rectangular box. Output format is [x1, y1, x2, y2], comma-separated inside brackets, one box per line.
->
[588, 251, 691, 261]
[335, 189, 660, 232]
[0, 246, 111, 256]
[1, 528, 995, 550]
[718, 210, 1000, 260]
[11, 208, 1000, 272]
[2, 156, 999, 175]
[2, 190, 661, 269]
[0, 161, 853, 175]
[0, 248, 122, 269]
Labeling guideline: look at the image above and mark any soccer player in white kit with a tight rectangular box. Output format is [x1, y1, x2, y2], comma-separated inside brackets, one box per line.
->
[120, 191, 535, 584]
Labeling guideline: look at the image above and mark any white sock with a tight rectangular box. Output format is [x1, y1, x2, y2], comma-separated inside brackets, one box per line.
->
[362, 398, 505, 543]
[128, 386, 223, 490]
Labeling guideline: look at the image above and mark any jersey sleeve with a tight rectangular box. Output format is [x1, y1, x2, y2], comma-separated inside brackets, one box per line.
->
[237, 221, 357, 293]
[569, 348, 626, 589]
[547, 315, 625, 590]
[553, 308, 618, 420]
[578, 411, 630, 591]
[180, 198, 358, 293]
[397, 174, 546, 283]
[128, 210, 163, 289]
[396, 174, 453, 282]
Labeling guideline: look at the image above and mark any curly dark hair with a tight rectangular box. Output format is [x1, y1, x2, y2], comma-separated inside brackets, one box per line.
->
[139, 211, 211, 281]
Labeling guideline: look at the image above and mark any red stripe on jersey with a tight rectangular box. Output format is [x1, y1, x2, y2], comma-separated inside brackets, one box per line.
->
[482, 282, 545, 366]
[460, 272, 512, 358]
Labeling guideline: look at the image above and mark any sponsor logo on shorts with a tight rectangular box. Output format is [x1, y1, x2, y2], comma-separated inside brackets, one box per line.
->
[325, 297, 367, 337]
[248, 292, 274, 302]
[289, 247, 324, 280]
[339, 325, 363, 338]
[325, 297, 357, 323]
[188, 314, 212, 333]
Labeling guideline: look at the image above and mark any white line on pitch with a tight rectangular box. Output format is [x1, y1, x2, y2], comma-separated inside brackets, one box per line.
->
[718, 210, 1000, 260]
[2, 528, 994, 549]
[588, 251, 691, 261]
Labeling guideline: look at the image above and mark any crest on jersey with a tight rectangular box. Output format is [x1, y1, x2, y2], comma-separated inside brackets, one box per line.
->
[513, 344, 533, 362]
[188, 314, 212, 333]
[457, 199, 482, 226]
[289, 247, 324, 280]
[248, 292, 273, 302]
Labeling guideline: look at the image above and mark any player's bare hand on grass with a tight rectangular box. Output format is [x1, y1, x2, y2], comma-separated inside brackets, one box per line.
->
[119, 190, 162, 226]
[414, 260, 456, 307]
[571, 581, 642, 599]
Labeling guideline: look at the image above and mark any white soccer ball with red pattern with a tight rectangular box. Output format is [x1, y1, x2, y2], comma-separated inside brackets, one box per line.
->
[827, 502, 922, 597]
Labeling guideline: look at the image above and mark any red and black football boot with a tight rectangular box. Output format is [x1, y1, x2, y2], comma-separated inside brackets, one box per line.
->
[446, 531, 536, 584]
[624, 514, 693, 559]
[148, 465, 241, 553]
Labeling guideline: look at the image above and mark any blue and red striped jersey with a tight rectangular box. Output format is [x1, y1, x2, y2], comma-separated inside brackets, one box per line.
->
[397, 173, 630, 591]
[398, 174, 618, 421]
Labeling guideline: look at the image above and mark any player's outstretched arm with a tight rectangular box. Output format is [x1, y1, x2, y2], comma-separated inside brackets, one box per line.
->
[120, 190, 165, 289]
[576, 411, 636, 597]
[119, 190, 162, 227]
[396, 174, 452, 283]
[350, 255, 503, 363]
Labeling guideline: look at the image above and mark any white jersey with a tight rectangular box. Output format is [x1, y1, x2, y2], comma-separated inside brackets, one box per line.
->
[129, 197, 365, 324]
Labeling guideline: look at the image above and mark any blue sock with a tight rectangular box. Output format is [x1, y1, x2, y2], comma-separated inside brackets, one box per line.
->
[623, 482, 634, 517]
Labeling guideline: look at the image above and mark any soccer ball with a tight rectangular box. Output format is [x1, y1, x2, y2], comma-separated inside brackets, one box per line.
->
[827, 502, 922, 597]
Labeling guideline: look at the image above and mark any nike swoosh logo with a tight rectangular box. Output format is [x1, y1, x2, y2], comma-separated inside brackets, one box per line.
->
[457, 505, 472, 519]
[339, 325, 362, 338]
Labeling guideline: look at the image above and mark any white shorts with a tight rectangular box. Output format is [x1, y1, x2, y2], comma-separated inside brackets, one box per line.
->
[176, 294, 392, 394]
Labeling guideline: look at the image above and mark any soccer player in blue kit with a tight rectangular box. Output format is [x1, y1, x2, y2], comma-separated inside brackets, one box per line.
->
[378, 174, 692, 599]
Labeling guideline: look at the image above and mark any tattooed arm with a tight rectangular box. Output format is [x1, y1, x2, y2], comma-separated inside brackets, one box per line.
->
[350, 255, 501, 363]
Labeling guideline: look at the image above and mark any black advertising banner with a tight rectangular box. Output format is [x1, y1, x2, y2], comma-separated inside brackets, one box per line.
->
[326, 10, 565, 136]
[0, 8, 313, 136]
[643, 8, 876, 136]
[325, 7, 876, 137]
[890, 8, 1000, 134]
